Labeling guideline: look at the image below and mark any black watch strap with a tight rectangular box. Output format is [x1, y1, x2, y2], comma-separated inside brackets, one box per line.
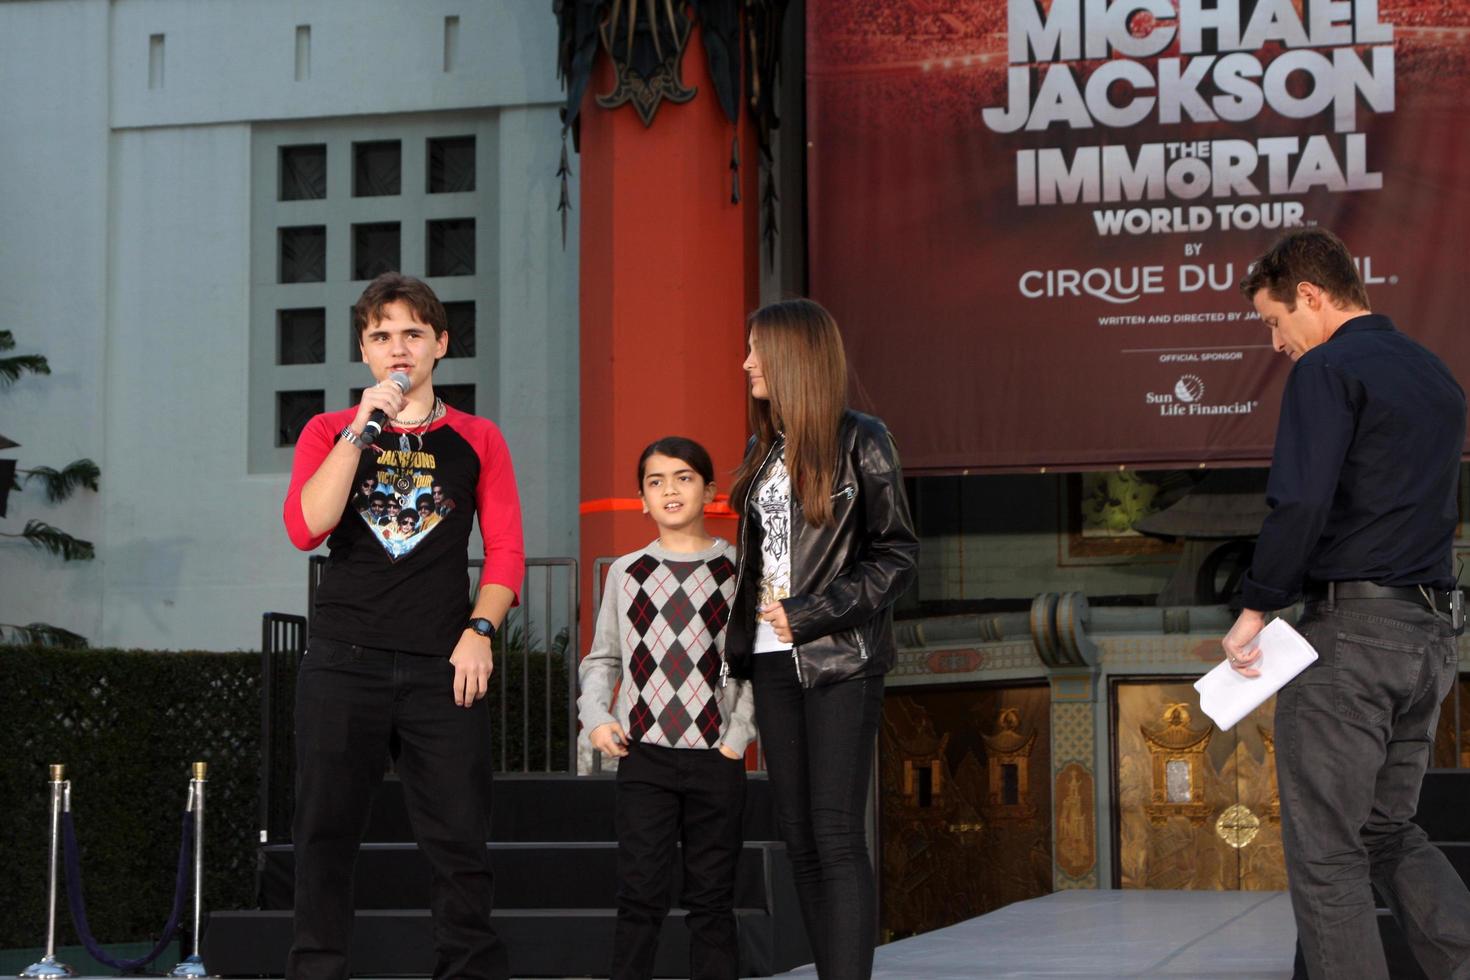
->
[467, 617, 497, 639]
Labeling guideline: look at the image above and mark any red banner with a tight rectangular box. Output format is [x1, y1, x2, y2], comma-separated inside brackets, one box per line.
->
[807, 1, 1470, 472]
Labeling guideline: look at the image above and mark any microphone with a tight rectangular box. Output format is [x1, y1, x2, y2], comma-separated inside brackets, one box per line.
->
[362, 371, 412, 441]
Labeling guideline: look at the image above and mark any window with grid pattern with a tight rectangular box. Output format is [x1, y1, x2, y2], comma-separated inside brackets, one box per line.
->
[249, 117, 496, 474]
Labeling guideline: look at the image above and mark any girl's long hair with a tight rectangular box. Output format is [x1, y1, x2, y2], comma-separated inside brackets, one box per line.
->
[731, 298, 847, 528]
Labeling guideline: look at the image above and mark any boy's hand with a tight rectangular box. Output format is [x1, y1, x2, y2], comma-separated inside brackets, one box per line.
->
[350, 377, 408, 437]
[590, 723, 629, 758]
[718, 744, 741, 760]
[450, 630, 494, 707]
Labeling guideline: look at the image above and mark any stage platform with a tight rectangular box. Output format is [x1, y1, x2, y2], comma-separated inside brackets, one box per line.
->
[13, 891, 1298, 980]
[776, 890, 1298, 979]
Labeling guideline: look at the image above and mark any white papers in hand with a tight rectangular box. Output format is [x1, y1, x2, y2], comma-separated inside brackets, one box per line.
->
[1194, 618, 1319, 731]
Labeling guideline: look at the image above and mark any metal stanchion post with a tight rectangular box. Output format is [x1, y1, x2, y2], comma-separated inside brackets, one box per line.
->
[22, 764, 76, 978]
[168, 762, 208, 978]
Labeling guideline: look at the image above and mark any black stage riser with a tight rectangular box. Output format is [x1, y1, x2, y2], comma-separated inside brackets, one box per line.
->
[203, 907, 807, 978]
[220, 772, 812, 977]
[257, 841, 785, 911]
[354, 772, 780, 843]
[1411, 770, 1470, 843]
[1435, 842, 1470, 884]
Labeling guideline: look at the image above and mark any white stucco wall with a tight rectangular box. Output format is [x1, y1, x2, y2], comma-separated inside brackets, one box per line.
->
[0, 0, 578, 650]
[0, 0, 112, 644]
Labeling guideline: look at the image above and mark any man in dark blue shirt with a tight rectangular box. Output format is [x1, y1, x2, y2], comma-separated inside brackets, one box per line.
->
[1222, 228, 1470, 980]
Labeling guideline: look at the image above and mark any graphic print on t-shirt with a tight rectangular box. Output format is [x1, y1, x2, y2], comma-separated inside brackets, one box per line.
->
[350, 444, 455, 560]
[755, 456, 791, 609]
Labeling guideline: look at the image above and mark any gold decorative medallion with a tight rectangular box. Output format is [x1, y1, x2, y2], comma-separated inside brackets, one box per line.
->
[1215, 803, 1261, 849]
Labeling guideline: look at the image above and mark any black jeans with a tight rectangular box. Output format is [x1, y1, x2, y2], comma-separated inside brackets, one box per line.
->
[287, 639, 508, 980]
[611, 741, 746, 980]
[1279, 598, 1470, 980]
[753, 654, 884, 980]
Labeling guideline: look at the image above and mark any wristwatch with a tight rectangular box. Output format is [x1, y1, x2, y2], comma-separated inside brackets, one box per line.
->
[467, 617, 497, 640]
[339, 425, 372, 449]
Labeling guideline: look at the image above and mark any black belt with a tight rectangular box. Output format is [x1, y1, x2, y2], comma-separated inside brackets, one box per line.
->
[1304, 580, 1455, 615]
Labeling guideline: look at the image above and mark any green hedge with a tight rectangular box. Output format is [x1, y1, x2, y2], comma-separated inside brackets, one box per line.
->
[0, 647, 259, 948]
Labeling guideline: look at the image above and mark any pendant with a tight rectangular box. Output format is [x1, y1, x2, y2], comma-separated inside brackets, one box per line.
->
[399, 434, 412, 454]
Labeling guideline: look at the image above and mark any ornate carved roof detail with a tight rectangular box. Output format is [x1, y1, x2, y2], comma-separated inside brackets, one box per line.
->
[1141, 703, 1213, 752]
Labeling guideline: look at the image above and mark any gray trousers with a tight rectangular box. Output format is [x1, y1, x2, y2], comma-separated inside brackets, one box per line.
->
[1279, 597, 1470, 980]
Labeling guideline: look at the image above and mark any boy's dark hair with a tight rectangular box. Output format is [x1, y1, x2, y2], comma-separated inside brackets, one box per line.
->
[637, 436, 715, 487]
[1239, 228, 1369, 311]
[353, 272, 448, 338]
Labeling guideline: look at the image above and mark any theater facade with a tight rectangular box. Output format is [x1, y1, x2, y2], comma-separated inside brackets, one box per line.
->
[562, 0, 1470, 938]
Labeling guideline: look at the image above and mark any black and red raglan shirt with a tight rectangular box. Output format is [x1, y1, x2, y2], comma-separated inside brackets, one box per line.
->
[283, 405, 524, 656]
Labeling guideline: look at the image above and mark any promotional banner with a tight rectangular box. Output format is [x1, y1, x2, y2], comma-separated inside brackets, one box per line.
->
[808, 0, 1470, 472]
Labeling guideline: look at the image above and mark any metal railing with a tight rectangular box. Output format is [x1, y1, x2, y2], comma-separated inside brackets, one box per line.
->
[258, 612, 306, 844]
[490, 557, 578, 773]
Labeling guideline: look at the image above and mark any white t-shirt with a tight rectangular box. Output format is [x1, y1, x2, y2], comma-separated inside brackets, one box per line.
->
[753, 453, 793, 653]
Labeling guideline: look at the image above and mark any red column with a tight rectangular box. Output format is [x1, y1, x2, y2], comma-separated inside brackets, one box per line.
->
[578, 26, 760, 645]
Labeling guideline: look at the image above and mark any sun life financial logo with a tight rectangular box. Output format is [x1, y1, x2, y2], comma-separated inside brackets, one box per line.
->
[1145, 374, 1258, 418]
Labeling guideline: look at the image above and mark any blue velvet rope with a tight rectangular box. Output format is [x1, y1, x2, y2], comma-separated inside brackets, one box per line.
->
[61, 808, 194, 972]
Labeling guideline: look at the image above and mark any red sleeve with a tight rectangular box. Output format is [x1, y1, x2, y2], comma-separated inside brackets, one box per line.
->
[467, 416, 526, 604]
[282, 411, 349, 551]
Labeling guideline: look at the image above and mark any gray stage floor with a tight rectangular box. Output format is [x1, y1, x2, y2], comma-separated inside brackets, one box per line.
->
[775, 890, 1297, 979]
[22, 890, 1296, 980]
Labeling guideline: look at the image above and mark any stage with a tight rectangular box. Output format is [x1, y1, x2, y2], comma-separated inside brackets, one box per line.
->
[776, 890, 1296, 980]
[8, 890, 1309, 979]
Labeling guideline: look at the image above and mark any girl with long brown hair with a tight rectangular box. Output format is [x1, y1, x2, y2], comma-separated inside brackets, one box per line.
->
[724, 298, 918, 979]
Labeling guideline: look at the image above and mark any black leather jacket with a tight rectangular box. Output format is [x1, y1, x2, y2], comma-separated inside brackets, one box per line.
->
[725, 410, 919, 688]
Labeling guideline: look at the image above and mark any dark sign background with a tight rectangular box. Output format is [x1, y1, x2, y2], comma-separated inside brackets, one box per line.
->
[807, 1, 1470, 472]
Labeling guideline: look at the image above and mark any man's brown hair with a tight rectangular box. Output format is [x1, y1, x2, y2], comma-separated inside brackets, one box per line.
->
[1239, 228, 1370, 311]
[352, 272, 448, 338]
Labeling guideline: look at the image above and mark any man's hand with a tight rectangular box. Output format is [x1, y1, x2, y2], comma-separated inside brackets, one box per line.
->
[350, 377, 408, 436]
[718, 744, 742, 761]
[760, 601, 793, 645]
[590, 723, 628, 758]
[450, 630, 494, 707]
[1221, 609, 1267, 678]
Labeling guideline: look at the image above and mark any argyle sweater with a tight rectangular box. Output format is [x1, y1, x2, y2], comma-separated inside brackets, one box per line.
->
[578, 538, 756, 752]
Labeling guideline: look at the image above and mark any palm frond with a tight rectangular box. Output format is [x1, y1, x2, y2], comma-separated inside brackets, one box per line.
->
[1, 519, 96, 561]
[22, 459, 101, 502]
[0, 354, 50, 386]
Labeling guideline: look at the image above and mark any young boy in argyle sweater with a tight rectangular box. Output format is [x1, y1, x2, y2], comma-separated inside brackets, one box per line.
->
[577, 436, 756, 980]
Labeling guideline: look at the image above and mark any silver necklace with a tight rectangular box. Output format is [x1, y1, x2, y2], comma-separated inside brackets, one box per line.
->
[390, 397, 441, 428]
[394, 397, 442, 454]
